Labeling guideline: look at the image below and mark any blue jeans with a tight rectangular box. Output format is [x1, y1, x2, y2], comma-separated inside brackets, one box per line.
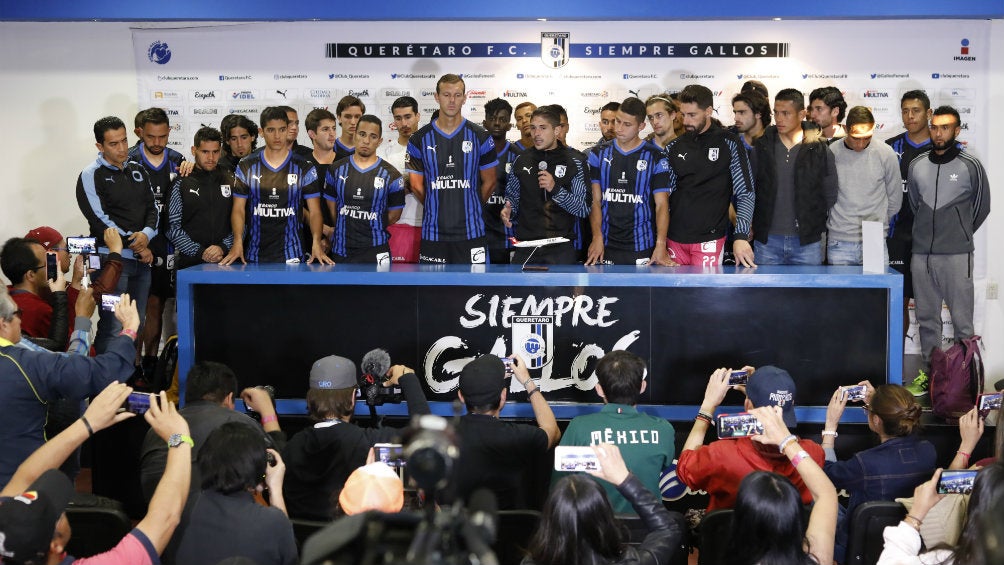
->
[827, 239, 863, 266]
[94, 257, 151, 354]
[754, 234, 823, 265]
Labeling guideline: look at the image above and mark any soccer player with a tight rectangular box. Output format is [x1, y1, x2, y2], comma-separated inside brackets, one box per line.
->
[335, 95, 365, 161]
[482, 98, 520, 264]
[751, 89, 838, 265]
[128, 108, 185, 371]
[827, 106, 901, 266]
[76, 116, 157, 353]
[732, 91, 770, 152]
[549, 104, 592, 262]
[167, 127, 234, 270]
[406, 74, 498, 264]
[808, 86, 848, 142]
[220, 106, 332, 265]
[512, 101, 536, 151]
[380, 96, 423, 263]
[597, 101, 620, 144]
[585, 97, 672, 266]
[278, 105, 313, 158]
[644, 94, 680, 150]
[662, 85, 756, 268]
[323, 115, 404, 264]
[502, 106, 590, 265]
[220, 114, 258, 173]
[305, 108, 340, 252]
[886, 90, 934, 332]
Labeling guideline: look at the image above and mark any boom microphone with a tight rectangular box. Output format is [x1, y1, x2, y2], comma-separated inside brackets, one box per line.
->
[361, 348, 391, 383]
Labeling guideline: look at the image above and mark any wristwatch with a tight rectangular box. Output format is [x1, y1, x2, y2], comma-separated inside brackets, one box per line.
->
[168, 433, 194, 448]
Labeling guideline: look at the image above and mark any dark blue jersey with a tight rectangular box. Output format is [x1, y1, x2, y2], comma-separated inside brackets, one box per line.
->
[885, 133, 933, 239]
[406, 119, 498, 242]
[484, 141, 521, 249]
[334, 138, 355, 162]
[233, 151, 320, 263]
[128, 144, 185, 253]
[323, 156, 405, 256]
[588, 140, 671, 252]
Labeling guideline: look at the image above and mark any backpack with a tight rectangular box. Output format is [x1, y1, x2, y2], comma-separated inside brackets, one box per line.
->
[930, 335, 984, 422]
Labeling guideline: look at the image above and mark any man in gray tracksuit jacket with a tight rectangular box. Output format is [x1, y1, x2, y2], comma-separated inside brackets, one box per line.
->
[907, 106, 990, 364]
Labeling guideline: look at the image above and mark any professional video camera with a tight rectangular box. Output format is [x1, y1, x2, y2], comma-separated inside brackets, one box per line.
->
[300, 414, 501, 565]
[358, 348, 404, 407]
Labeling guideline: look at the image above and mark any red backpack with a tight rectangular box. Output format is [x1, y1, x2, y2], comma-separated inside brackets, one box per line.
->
[930, 335, 985, 422]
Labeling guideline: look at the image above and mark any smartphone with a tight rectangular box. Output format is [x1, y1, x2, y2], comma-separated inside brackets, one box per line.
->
[554, 446, 601, 472]
[122, 392, 153, 414]
[46, 251, 59, 281]
[374, 443, 406, 469]
[937, 469, 977, 495]
[100, 293, 122, 312]
[66, 236, 97, 255]
[728, 370, 750, 386]
[978, 392, 1002, 418]
[717, 412, 764, 439]
[88, 255, 102, 270]
[500, 356, 514, 377]
[840, 385, 868, 402]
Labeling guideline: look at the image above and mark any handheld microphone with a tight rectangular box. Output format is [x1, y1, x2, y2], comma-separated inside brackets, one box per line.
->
[538, 160, 547, 171]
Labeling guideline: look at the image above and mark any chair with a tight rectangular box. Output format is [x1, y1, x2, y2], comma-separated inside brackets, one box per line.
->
[696, 509, 734, 565]
[618, 511, 690, 565]
[494, 509, 541, 565]
[64, 504, 132, 557]
[845, 501, 907, 565]
[290, 518, 331, 551]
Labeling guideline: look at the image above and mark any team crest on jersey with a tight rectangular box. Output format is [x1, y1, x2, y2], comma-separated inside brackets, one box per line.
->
[220, 184, 231, 197]
[554, 165, 567, 178]
[511, 315, 554, 369]
[541, 32, 570, 68]
[462, 140, 473, 153]
[374, 177, 385, 190]
[287, 173, 298, 185]
[708, 148, 719, 162]
[636, 160, 648, 172]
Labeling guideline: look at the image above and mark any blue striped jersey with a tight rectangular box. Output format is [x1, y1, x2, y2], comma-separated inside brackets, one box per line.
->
[405, 119, 498, 242]
[588, 140, 671, 251]
[323, 156, 405, 256]
[233, 151, 320, 263]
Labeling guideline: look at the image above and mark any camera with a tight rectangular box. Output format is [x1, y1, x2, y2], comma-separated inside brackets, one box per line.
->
[359, 349, 402, 407]
[245, 385, 275, 418]
[717, 412, 764, 439]
[840, 385, 868, 402]
[403, 414, 459, 493]
[938, 470, 977, 495]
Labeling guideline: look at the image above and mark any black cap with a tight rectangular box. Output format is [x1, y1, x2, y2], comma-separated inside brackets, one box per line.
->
[459, 355, 506, 407]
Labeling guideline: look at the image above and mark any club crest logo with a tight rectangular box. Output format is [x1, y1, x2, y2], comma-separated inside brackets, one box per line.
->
[541, 32, 570, 68]
[374, 177, 385, 189]
[287, 174, 298, 185]
[220, 184, 231, 197]
[512, 316, 554, 369]
[462, 140, 473, 153]
[708, 148, 719, 162]
[636, 160, 648, 171]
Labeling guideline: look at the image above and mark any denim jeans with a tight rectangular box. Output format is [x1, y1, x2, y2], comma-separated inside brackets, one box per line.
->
[754, 234, 823, 265]
[827, 239, 863, 266]
[94, 257, 151, 354]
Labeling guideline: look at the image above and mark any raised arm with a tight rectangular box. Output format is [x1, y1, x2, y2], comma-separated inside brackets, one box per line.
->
[512, 354, 560, 448]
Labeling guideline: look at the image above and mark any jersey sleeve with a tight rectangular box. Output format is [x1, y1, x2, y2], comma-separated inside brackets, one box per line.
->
[233, 164, 250, 199]
[725, 137, 755, 238]
[301, 163, 321, 199]
[651, 156, 672, 194]
[588, 149, 602, 184]
[323, 166, 338, 202]
[387, 174, 406, 210]
[478, 133, 498, 171]
[405, 137, 425, 176]
[166, 177, 201, 258]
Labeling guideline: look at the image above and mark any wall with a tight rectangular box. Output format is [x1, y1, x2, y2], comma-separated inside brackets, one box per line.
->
[1, 19, 1001, 381]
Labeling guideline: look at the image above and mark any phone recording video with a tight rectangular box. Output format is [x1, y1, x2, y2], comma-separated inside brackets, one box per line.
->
[88, 255, 102, 270]
[978, 392, 1002, 418]
[728, 369, 750, 386]
[938, 469, 977, 495]
[840, 385, 868, 402]
[66, 236, 97, 255]
[554, 446, 601, 472]
[717, 412, 764, 439]
[100, 293, 122, 312]
[122, 392, 153, 415]
[374, 443, 406, 470]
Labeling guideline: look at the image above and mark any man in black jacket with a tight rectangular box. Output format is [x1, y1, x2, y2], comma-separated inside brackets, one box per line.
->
[502, 106, 590, 264]
[751, 89, 838, 265]
[167, 127, 235, 270]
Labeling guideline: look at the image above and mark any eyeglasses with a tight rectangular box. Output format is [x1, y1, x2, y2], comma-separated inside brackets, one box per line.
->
[29, 265, 45, 273]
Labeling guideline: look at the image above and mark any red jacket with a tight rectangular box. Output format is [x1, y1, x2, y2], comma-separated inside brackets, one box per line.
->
[676, 436, 824, 511]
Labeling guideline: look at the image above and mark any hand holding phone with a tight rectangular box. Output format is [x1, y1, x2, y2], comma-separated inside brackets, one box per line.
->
[840, 385, 868, 402]
[554, 446, 601, 472]
[937, 469, 977, 494]
[717, 412, 765, 439]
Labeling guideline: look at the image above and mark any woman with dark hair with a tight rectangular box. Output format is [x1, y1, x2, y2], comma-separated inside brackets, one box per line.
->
[878, 463, 1004, 564]
[168, 422, 296, 565]
[821, 382, 937, 562]
[522, 443, 682, 565]
[728, 406, 838, 565]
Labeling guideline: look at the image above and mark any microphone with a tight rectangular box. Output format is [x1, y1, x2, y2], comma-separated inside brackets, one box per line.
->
[538, 160, 547, 171]
[360, 348, 391, 386]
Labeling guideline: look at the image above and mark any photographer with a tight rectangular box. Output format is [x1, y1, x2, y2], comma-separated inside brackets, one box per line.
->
[282, 355, 430, 520]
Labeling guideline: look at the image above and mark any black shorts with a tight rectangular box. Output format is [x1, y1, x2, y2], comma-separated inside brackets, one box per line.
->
[603, 246, 654, 266]
[332, 244, 392, 265]
[419, 237, 489, 265]
[148, 259, 174, 300]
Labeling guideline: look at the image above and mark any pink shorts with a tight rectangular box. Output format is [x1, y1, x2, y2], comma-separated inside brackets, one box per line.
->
[667, 237, 726, 267]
